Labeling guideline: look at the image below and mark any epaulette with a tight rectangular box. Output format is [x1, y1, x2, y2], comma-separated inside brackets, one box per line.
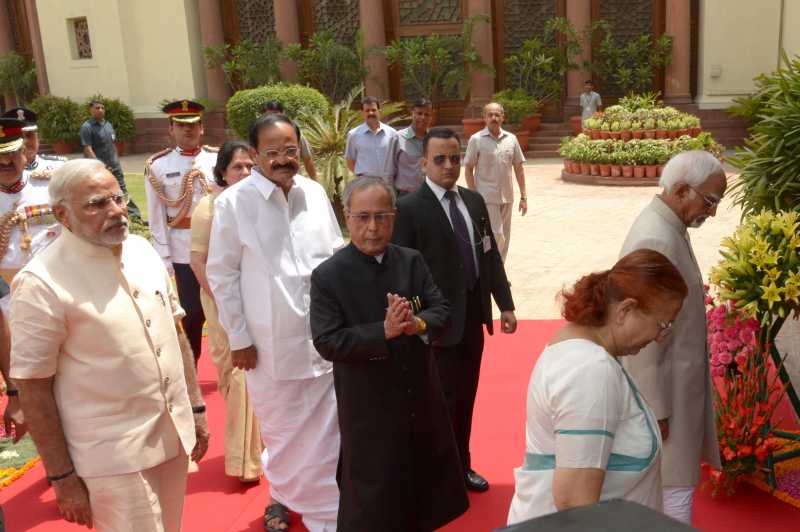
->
[40, 154, 67, 162]
[144, 147, 172, 176]
[29, 169, 53, 181]
[202, 145, 219, 153]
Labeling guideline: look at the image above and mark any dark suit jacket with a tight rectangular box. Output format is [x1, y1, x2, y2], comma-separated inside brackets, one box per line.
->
[392, 181, 514, 346]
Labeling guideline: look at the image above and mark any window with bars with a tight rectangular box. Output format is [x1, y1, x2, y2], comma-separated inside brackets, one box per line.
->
[68, 17, 93, 60]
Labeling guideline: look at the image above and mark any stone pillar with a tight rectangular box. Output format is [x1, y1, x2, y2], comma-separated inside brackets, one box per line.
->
[23, 0, 48, 95]
[198, 0, 230, 102]
[465, 0, 494, 117]
[566, 0, 592, 111]
[359, 0, 389, 99]
[664, 0, 692, 103]
[274, 0, 300, 82]
[0, 0, 16, 108]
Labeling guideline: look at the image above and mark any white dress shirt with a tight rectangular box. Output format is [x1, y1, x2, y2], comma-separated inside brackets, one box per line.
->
[425, 177, 479, 272]
[207, 169, 344, 381]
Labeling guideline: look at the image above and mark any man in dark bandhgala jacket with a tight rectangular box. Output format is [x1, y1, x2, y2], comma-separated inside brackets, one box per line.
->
[392, 127, 517, 493]
[310, 176, 469, 532]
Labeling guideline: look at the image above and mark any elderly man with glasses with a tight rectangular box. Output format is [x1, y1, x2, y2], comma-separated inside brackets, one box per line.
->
[310, 176, 468, 531]
[207, 113, 343, 532]
[10, 159, 208, 531]
[619, 149, 725, 525]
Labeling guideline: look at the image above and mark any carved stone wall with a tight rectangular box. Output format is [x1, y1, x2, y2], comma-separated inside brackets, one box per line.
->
[312, 0, 360, 45]
[503, 0, 556, 56]
[399, 0, 462, 25]
[599, 0, 653, 45]
[235, 0, 276, 42]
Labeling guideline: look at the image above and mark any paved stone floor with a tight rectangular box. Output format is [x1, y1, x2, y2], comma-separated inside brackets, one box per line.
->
[120, 153, 743, 320]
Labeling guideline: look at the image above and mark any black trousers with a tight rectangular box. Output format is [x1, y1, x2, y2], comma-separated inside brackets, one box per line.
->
[173, 262, 205, 365]
[432, 288, 485, 470]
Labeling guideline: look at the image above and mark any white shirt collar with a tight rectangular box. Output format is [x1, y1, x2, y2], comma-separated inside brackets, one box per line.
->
[479, 126, 508, 139]
[374, 253, 385, 264]
[425, 176, 457, 202]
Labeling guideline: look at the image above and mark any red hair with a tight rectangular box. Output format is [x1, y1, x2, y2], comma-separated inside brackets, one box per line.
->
[560, 249, 688, 327]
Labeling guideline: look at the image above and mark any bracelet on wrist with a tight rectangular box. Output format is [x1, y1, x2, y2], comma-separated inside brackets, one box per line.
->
[5, 388, 18, 397]
[47, 468, 75, 482]
[192, 405, 206, 414]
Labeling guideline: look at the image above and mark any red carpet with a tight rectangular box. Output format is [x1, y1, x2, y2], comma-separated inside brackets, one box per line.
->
[2, 320, 799, 531]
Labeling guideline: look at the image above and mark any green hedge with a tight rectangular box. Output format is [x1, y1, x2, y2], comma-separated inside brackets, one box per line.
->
[29, 95, 88, 144]
[86, 94, 136, 141]
[226, 83, 330, 139]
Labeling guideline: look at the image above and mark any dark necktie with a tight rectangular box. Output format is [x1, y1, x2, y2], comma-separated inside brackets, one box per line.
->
[444, 190, 477, 289]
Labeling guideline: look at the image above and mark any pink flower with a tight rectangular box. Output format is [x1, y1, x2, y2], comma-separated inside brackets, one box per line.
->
[739, 329, 754, 344]
[719, 352, 734, 365]
[712, 332, 725, 344]
[725, 327, 738, 340]
[735, 353, 747, 366]
[711, 365, 725, 377]
[710, 353, 721, 366]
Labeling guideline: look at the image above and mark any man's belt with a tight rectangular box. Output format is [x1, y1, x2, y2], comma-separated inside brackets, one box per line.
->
[166, 215, 191, 229]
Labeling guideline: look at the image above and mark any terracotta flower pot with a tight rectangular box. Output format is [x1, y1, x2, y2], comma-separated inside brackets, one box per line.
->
[609, 131, 621, 140]
[610, 165, 622, 177]
[579, 162, 591, 175]
[600, 131, 611, 140]
[115, 140, 126, 156]
[462, 118, 485, 138]
[657, 164, 665, 177]
[645, 165, 658, 178]
[522, 114, 542, 132]
[691, 127, 702, 136]
[644, 130, 656, 139]
[620, 131, 632, 141]
[667, 130, 679, 139]
[655, 130, 668, 139]
[622, 165, 634, 178]
[590, 129, 601, 140]
[599, 164, 611, 177]
[563, 159, 571, 171]
[52, 140, 76, 155]
[678, 128, 690, 137]
[632, 130, 644, 139]
[515, 130, 529, 150]
[570, 115, 583, 135]
[633, 165, 646, 178]
[589, 163, 600, 176]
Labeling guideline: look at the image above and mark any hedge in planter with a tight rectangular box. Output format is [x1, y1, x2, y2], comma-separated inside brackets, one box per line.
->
[226, 83, 330, 139]
[29, 95, 88, 145]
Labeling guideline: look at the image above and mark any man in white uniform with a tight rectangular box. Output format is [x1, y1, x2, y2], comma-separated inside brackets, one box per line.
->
[0, 118, 60, 310]
[145, 100, 218, 364]
[2, 107, 66, 179]
[208, 114, 342, 532]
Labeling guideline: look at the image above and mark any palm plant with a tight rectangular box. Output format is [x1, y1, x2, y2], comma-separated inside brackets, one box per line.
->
[296, 86, 407, 225]
[728, 53, 800, 216]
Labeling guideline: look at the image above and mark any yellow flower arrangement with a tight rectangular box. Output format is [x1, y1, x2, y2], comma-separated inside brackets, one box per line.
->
[711, 210, 800, 323]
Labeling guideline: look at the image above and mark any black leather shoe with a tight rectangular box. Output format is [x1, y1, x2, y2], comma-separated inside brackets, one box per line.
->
[465, 469, 489, 492]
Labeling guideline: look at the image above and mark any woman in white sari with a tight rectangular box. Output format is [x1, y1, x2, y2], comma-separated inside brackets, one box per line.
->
[508, 249, 687, 524]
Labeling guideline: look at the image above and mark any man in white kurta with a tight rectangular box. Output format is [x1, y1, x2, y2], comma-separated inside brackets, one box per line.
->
[207, 114, 342, 532]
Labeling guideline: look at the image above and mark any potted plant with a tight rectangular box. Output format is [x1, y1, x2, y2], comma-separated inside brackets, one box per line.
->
[688, 116, 702, 136]
[286, 31, 368, 105]
[558, 136, 572, 172]
[493, 88, 538, 148]
[655, 119, 668, 139]
[86, 94, 136, 155]
[620, 150, 635, 177]
[609, 121, 622, 140]
[588, 142, 600, 175]
[505, 17, 582, 133]
[585, 117, 602, 139]
[598, 146, 612, 177]
[29, 95, 88, 154]
[620, 119, 633, 141]
[0, 51, 37, 104]
[643, 117, 656, 139]
[630, 120, 643, 139]
[609, 149, 623, 177]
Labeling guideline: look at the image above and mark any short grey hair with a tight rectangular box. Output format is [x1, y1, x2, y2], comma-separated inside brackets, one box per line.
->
[658, 150, 724, 192]
[49, 159, 107, 205]
[343, 176, 397, 211]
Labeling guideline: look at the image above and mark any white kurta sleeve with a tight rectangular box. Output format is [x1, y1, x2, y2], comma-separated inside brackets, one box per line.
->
[144, 167, 171, 265]
[551, 357, 624, 470]
[206, 196, 252, 351]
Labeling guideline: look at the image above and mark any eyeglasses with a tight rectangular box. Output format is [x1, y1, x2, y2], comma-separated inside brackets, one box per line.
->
[257, 146, 299, 158]
[688, 186, 721, 210]
[346, 211, 396, 225]
[84, 192, 129, 212]
[431, 154, 461, 166]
